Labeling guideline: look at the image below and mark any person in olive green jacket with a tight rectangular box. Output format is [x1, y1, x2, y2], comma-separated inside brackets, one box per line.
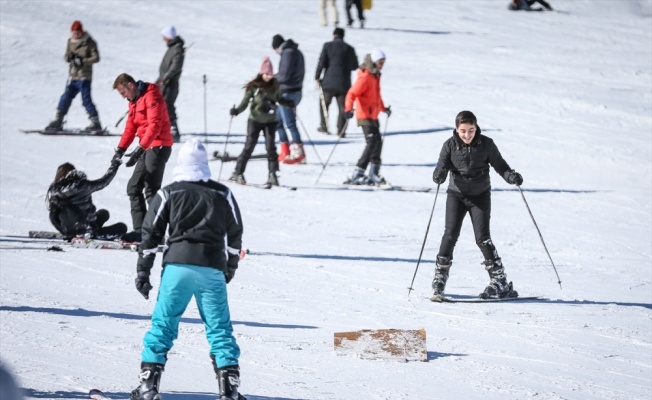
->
[228, 57, 294, 187]
[46, 20, 102, 132]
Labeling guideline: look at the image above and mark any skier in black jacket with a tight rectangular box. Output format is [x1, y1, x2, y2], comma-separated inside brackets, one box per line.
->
[130, 139, 245, 400]
[315, 27, 358, 137]
[431, 111, 523, 300]
[46, 161, 126, 240]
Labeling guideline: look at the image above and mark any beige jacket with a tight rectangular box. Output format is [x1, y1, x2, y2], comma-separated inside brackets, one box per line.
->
[65, 32, 100, 80]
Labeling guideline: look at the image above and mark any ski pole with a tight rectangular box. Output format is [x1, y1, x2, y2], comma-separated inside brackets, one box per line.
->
[407, 183, 440, 298]
[217, 109, 234, 182]
[203, 74, 208, 145]
[314, 119, 349, 185]
[381, 108, 391, 140]
[318, 83, 331, 134]
[517, 185, 562, 289]
[295, 112, 325, 168]
[115, 111, 128, 128]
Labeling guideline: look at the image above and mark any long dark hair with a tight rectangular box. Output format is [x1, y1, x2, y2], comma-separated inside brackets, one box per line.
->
[53, 162, 76, 184]
[243, 74, 276, 93]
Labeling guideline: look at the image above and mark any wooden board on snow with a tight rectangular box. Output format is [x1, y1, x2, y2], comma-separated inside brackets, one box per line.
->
[334, 328, 427, 362]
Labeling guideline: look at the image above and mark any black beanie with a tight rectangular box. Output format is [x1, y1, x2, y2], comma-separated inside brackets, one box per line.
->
[272, 34, 285, 50]
[333, 28, 344, 38]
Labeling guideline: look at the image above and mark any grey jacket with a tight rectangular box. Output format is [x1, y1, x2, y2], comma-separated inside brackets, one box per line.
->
[65, 32, 100, 80]
[158, 36, 185, 84]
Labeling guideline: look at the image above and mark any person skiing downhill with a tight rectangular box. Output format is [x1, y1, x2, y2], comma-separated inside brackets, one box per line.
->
[129, 139, 245, 400]
[431, 110, 523, 300]
[228, 56, 294, 186]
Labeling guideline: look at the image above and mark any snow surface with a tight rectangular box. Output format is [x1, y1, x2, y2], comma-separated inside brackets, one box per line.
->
[1, 1, 651, 399]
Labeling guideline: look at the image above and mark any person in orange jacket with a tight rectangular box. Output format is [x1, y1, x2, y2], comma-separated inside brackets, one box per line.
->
[111, 73, 174, 242]
[343, 49, 391, 186]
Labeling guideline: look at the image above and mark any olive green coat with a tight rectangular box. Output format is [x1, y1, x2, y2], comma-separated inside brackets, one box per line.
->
[65, 32, 100, 80]
[233, 79, 292, 124]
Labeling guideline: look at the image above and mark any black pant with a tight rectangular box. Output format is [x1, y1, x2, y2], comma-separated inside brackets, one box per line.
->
[127, 146, 172, 231]
[438, 190, 497, 260]
[162, 80, 179, 126]
[235, 120, 278, 175]
[356, 124, 382, 170]
[319, 90, 347, 135]
[346, 0, 364, 23]
[94, 209, 127, 237]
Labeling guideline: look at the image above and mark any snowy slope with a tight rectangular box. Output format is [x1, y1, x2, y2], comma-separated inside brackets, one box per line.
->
[1, 1, 651, 399]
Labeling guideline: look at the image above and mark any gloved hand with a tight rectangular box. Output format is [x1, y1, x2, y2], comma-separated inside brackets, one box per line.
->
[433, 169, 447, 184]
[135, 253, 155, 299]
[224, 267, 236, 284]
[65, 52, 75, 62]
[125, 146, 145, 167]
[229, 107, 238, 116]
[107, 158, 121, 174]
[344, 110, 354, 119]
[73, 56, 83, 67]
[383, 106, 392, 117]
[112, 147, 126, 163]
[507, 170, 523, 186]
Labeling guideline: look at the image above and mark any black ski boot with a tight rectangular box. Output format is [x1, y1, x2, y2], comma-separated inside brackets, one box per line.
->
[45, 110, 64, 131]
[130, 362, 164, 400]
[85, 114, 102, 131]
[368, 163, 388, 186]
[171, 121, 181, 143]
[266, 171, 279, 187]
[211, 355, 246, 400]
[430, 256, 451, 301]
[480, 258, 518, 299]
[229, 172, 246, 185]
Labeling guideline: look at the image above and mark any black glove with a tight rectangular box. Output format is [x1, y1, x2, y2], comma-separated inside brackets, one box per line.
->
[65, 53, 75, 62]
[433, 169, 447, 184]
[229, 107, 238, 116]
[125, 146, 145, 167]
[112, 147, 126, 163]
[507, 170, 523, 186]
[135, 253, 155, 299]
[383, 106, 392, 117]
[73, 55, 83, 67]
[344, 110, 354, 119]
[224, 267, 236, 284]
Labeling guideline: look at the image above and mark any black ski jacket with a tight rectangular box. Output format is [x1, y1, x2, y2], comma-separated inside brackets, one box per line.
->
[315, 37, 359, 95]
[47, 167, 117, 237]
[140, 180, 243, 273]
[276, 39, 305, 93]
[433, 128, 513, 196]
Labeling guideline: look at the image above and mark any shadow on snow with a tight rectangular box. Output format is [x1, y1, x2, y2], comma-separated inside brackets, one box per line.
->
[252, 251, 434, 265]
[23, 389, 307, 400]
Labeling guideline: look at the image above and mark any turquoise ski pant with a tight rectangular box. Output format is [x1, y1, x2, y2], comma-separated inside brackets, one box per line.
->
[141, 263, 240, 368]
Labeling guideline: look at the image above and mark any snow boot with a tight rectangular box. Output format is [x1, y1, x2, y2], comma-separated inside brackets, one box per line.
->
[229, 172, 247, 185]
[344, 167, 368, 185]
[122, 230, 142, 243]
[284, 143, 306, 164]
[277, 142, 290, 162]
[130, 362, 164, 400]
[480, 258, 518, 299]
[368, 163, 388, 186]
[211, 356, 245, 400]
[266, 171, 279, 187]
[430, 256, 452, 300]
[45, 110, 64, 131]
[85, 114, 102, 131]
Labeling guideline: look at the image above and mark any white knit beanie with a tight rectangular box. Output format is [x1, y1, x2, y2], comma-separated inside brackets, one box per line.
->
[161, 25, 177, 39]
[370, 49, 386, 63]
[173, 139, 211, 182]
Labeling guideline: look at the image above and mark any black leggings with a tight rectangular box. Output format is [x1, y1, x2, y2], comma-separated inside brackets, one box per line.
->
[356, 124, 382, 170]
[235, 120, 279, 175]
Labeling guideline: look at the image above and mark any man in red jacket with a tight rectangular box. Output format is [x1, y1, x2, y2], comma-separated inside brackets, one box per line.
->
[112, 73, 174, 242]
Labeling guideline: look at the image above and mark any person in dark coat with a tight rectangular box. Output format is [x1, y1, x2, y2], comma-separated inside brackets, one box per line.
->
[157, 25, 185, 143]
[345, 0, 365, 28]
[47, 161, 126, 240]
[315, 27, 359, 137]
[508, 0, 553, 11]
[431, 111, 524, 300]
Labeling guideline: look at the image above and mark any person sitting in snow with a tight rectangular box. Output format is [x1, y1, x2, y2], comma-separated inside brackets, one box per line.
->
[46, 161, 126, 240]
[508, 0, 553, 11]
[431, 111, 524, 300]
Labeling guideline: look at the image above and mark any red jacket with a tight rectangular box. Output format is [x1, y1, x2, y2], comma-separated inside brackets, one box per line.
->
[345, 68, 385, 121]
[118, 82, 173, 150]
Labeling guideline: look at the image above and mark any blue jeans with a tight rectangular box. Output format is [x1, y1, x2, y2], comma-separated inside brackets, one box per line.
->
[141, 263, 240, 368]
[57, 79, 98, 117]
[277, 91, 303, 144]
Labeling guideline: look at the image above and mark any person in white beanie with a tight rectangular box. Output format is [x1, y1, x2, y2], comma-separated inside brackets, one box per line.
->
[157, 25, 185, 143]
[343, 49, 391, 186]
[129, 138, 246, 400]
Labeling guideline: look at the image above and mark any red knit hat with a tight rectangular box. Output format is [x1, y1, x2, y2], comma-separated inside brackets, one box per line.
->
[260, 56, 274, 75]
[71, 20, 83, 32]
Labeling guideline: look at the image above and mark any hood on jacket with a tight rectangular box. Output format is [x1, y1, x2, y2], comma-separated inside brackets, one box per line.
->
[281, 39, 299, 51]
[167, 36, 185, 48]
[359, 54, 381, 75]
[47, 170, 87, 208]
[452, 126, 483, 148]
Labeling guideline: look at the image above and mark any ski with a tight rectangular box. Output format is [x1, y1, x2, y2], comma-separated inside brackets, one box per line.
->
[21, 128, 119, 136]
[29, 230, 64, 239]
[210, 150, 267, 162]
[89, 389, 112, 400]
[220, 179, 297, 191]
[430, 295, 541, 303]
[70, 237, 165, 252]
[320, 182, 435, 193]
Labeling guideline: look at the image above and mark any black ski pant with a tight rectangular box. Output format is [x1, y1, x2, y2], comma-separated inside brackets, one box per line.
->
[162, 80, 179, 127]
[235, 120, 279, 175]
[319, 90, 347, 135]
[437, 189, 498, 261]
[356, 123, 382, 170]
[93, 209, 127, 237]
[346, 0, 364, 23]
[127, 146, 172, 231]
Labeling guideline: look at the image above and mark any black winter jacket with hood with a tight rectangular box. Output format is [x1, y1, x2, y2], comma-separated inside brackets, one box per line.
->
[276, 39, 305, 93]
[433, 128, 513, 196]
[315, 36, 359, 94]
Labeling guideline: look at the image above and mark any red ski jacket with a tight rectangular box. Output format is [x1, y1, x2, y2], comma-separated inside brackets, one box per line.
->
[118, 82, 173, 150]
[345, 67, 385, 121]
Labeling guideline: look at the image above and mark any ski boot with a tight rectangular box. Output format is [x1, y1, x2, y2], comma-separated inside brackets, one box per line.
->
[429, 256, 452, 302]
[229, 172, 247, 185]
[211, 356, 246, 400]
[45, 110, 64, 132]
[368, 163, 389, 187]
[130, 363, 164, 400]
[343, 167, 368, 185]
[480, 258, 518, 299]
[283, 143, 306, 164]
[171, 122, 181, 143]
[266, 171, 279, 187]
[85, 114, 102, 132]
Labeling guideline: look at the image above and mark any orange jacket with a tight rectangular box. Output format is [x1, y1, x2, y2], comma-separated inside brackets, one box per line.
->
[118, 82, 173, 150]
[345, 67, 385, 121]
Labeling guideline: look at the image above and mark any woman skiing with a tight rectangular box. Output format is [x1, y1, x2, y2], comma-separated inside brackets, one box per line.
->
[431, 110, 523, 300]
[47, 160, 127, 240]
[228, 56, 294, 186]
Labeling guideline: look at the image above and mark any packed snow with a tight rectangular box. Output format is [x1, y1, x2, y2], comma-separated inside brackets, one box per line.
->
[1, 1, 651, 399]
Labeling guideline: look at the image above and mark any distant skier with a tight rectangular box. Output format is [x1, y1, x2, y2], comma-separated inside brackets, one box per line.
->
[343, 49, 391, 186]
[508, 0, 553, 11]
[345, 0, 365, 28]
[272, 34, 306, 164]
[111, 73, 174, 243]
[157, 25, 185, 143]
[315, 27, 359, 137]
[228, 56, 295, 186]
[431, 110, 523, 300]
[320, 0, 339, 27]
[45, 20, 102, 132]
[129, 139, 245, 400]
[46, 161, 126, 240]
